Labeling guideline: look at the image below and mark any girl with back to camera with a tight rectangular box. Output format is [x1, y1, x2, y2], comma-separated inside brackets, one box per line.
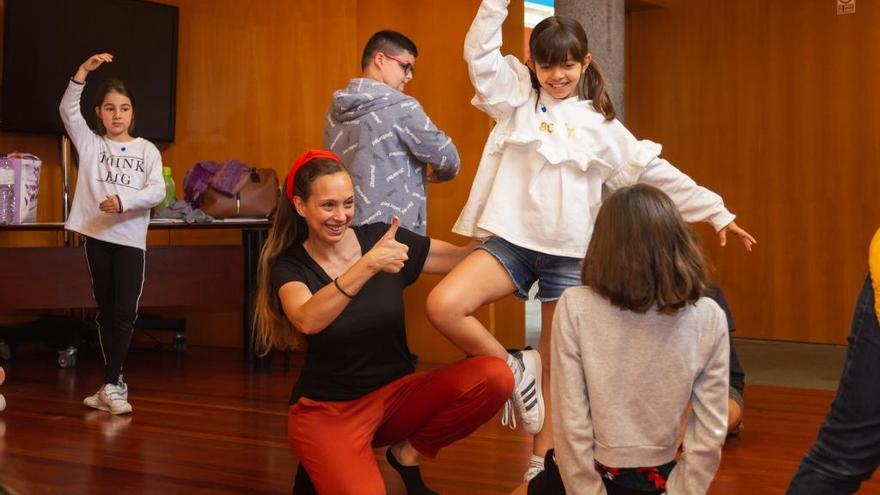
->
[60, 53, 165, 415]
[426, 0, 754, 481]
[520, 184, 730, 495]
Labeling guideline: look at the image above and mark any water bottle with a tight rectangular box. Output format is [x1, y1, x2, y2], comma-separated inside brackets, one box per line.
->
[0, 154, 15, 225]
[161, 166, 175, 209]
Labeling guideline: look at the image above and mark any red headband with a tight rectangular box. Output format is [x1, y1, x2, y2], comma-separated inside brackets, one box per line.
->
[285, 149, 342, 204]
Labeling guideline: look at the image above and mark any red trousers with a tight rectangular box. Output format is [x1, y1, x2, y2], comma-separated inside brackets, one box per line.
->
[288, 356, 513, 494]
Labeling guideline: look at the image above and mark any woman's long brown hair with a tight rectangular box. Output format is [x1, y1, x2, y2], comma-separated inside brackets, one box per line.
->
[252, 158, 347, 355]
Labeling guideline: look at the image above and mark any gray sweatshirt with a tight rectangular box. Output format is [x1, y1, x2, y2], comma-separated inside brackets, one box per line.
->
[324, 78, 460, 234]
[551, 286, 729, 495]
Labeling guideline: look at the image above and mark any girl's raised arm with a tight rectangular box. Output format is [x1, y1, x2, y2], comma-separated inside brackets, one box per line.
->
[59, 53, 114, 149]
[464, 0, 532, 120]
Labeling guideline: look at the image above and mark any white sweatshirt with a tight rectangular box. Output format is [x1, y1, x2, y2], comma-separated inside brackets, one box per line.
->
[453, 0, 736, 258]
[552, 287, 729, 495]
[60, 80, 165, 250]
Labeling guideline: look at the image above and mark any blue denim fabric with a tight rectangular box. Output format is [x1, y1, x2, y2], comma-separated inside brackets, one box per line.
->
[788, 274, 880, 494]
[478, 236, 582, 302]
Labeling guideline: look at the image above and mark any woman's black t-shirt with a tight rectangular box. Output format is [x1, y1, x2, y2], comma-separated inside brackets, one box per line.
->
[270, 223, 430, 403]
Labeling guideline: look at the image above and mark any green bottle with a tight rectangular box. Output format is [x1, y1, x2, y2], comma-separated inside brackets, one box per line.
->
[160, 166, 175, 209]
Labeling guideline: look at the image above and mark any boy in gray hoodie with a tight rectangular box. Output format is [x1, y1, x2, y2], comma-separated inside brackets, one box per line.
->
[324, 30, 460, 235]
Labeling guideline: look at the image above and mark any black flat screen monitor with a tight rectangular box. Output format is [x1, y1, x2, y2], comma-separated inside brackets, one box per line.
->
[1, 0, 178, 142]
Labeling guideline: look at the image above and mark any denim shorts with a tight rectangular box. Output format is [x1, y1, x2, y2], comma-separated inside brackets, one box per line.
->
[478, 236, 583, 302]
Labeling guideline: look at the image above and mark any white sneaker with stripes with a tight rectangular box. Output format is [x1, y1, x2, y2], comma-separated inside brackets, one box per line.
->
[502, 349, 544, 435]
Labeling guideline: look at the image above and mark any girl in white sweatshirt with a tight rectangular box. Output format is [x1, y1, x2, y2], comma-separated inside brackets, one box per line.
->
[60, 53, 165, 415]
[426, 0, 754, 482]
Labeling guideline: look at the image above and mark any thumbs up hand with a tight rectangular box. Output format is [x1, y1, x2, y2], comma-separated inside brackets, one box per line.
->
[365, 216, 409, 274]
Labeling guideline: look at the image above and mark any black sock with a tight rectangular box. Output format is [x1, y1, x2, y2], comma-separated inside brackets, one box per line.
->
[292, 463, 317, 495]
[385, 447, 438, 495]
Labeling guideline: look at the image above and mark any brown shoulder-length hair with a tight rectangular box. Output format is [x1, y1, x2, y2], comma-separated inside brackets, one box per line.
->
[252, 157, 349, 355]
[582, 184, 710, 314]
[528, 15, 615, 121]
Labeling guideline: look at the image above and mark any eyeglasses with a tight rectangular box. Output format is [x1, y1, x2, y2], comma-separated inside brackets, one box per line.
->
[382, 53, 414, 76]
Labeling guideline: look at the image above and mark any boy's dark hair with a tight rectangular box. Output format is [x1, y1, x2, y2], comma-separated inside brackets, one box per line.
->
[583, 184, 710, 315]
[94, 78, 136, 134]
[361, 30, 418, 70]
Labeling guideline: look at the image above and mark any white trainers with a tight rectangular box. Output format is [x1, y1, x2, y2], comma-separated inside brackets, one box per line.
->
[503, 349, 544, 435]
[84, 380, 128, 409]
[84, 383, 132, 415]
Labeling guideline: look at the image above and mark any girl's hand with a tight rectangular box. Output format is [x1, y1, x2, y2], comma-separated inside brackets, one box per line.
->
[81, 53, 113, 72]
[364, 216, 409, 273]
[719, 221, 756, 252]
[99, 194, 121, 214]
[74, 53, 113, 83]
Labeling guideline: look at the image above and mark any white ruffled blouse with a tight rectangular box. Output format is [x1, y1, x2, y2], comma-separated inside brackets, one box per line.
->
[453, 0, 735, 258]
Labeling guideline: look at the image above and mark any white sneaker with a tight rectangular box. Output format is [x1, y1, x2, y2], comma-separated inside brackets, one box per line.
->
[501, 353, 524, 430]
[509, 349, 544, 435]
[85, 383, 132, 415]
[84, 380, 128, 410]
[523, 454, 545, 482]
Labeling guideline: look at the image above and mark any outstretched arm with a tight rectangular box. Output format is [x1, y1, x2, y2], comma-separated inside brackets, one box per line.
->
[639, 158, 756, 251]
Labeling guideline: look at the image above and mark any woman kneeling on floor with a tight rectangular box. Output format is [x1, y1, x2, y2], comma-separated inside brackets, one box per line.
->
[254, 150, 513, 495]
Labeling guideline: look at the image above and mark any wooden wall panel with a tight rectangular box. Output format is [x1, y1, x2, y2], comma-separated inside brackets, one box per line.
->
[626, 0, 880, 343]
[156, 0, 360, 346]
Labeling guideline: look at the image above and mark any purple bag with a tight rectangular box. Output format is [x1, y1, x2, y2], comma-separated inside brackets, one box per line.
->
[209, 160, 250, 196]
[0, 153, 42, 224]
[183, 161, 220, 209]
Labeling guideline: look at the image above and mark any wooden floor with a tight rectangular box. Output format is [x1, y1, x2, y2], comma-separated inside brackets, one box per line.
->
[0, 345, 878, 495]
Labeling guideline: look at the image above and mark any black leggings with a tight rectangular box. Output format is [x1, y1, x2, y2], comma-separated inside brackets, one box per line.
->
[84, 237, 145, 385]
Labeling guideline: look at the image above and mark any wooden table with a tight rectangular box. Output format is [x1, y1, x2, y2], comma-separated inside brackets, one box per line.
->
[0, 219, 270, 364]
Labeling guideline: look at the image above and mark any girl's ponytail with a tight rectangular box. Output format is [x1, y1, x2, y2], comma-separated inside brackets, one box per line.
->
[582, 60, 615, 121]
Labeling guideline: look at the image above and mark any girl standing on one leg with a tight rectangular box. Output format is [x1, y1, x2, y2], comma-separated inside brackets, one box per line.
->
[427, 0, 755, 482]
[60, 53, 165, 415]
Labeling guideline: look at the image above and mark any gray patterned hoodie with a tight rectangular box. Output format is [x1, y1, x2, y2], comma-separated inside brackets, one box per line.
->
[325, 78, 460, 234]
